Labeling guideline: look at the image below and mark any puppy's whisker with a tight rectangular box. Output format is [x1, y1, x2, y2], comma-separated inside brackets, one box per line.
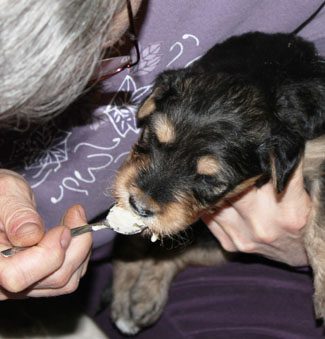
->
[160, 229, 193, 250]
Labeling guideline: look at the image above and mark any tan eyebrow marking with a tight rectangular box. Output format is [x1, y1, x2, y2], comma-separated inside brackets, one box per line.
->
[137, 94, 156, 120]
[137, 86, 164, 120]
[197, 155, 220, 175]
[153, 114, 176, 144]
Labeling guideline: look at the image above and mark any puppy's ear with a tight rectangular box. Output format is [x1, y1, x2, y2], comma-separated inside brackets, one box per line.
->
[258, 131, 304, 192]
[137, 88, 161, 122]
[137, 69, 188, 124]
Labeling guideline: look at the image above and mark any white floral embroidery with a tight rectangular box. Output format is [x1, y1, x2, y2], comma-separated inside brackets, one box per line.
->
[135, 42, 162, 76]
[50, 138, 122, 204]
[167, 33, 201, 68]
[98, 75, 152, 137]
[13, 124, 71, 175]
[8, 123, 72, 190]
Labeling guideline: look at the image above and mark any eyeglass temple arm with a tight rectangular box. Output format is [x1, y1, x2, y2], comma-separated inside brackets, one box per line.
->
[126, 0, 140, 67]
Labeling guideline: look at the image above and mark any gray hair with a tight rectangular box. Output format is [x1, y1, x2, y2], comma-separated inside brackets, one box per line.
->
[0, 0, 126, 128]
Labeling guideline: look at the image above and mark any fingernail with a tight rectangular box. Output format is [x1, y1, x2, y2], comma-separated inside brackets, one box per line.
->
[15, 223, 41, 238]
[60, 228, 71, 250]
[76, 205, 87, 221]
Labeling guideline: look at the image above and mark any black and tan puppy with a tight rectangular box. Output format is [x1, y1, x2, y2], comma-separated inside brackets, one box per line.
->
[110, 32, 325, 335]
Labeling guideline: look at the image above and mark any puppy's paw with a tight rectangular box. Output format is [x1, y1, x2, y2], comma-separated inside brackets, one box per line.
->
[111, 285, 167, 336]
[314, 293, 325, 321]
[312, 271, 325, 322]
[111, 259, 177, 335]
[111, 286, 142, 336]
[129, 276, 169, 327]
[114, 318, 141, 336]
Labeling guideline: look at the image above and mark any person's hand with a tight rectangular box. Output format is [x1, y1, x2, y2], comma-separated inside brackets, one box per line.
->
[0, 169, 92, 299]
[202, 164, 311, 266]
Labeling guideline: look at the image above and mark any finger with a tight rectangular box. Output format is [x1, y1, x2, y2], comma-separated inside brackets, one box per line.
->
[0, 170, 44, 247]
[202, 215, 237, 252]
[0, 251, 91, 299]
[203, 207, 257, 253]
[225, 184, 259, 218]
[60, 204, 88, 228]
[32, 205, 92, 289]
[3, 269, 82, 298]
[0, 226, 71, 293]
[231, 181, 308, 238]
[0, 232, 11, 251]
[25, 268, 84, 297]
[279, 161, 305, 197]
[61, 204, 92, 272]
[26, 253, 91, 297]
[225, 183, 282, 243]
[34, 243, 91, 290]
[0, 287, 27, 300]
[81, 252, 91, 277]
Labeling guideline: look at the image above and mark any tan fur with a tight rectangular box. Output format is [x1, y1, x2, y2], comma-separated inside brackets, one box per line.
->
[137, 94, 156, 120]
[149, 199, 199, 237]
[111, 235, 227, 333]
[303, 179, 325, 317]
[175, 243, 227, 269]
[269, 153, 278, 188]
[224, 175, 262, 200]
[301, 136, 325, 317]
[303, 136, 325, 179]
[113, 157, 149, 206]
[137, 87, 166, 120]
[153, 114, 176, 144]
[197, 155, 220, 175]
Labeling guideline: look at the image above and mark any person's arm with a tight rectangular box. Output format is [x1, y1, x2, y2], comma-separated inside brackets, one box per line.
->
[202, 164, 310, 266]
[0, 169, 92, 299]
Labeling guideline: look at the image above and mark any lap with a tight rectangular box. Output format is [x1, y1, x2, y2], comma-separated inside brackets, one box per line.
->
[82, 248, 322, 339]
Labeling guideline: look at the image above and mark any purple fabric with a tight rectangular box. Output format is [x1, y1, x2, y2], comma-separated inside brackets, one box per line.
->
[78, 248, 323, 338]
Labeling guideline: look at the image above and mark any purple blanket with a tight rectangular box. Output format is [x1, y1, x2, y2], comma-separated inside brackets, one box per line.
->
[81, 247, 323, 338]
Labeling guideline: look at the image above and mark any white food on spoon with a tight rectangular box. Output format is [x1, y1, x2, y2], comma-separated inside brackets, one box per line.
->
[106, 205, 146, 235]
[150, 233, 159, 242]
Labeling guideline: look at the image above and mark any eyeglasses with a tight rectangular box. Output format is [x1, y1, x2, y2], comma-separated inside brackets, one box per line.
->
[93, 0, 140, 83]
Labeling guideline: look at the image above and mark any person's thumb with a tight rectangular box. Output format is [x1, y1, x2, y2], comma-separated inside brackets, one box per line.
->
[0, 170, 44, 247]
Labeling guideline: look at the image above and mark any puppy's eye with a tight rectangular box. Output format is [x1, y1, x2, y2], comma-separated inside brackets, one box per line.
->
[196, 174, 217, 186]
[134, 141, 149, 154]
[134, 143, 148, 154]
[139, 128, 149, 142]
[135, 129, 150, 153]
[194, 174, 228, 203]
[202, 175, 228, 191]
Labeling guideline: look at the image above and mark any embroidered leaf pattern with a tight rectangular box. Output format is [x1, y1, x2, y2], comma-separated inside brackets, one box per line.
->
[135, 43, 162, 76]
[10, 123, 71, 173]
[101, 75, 152, 137]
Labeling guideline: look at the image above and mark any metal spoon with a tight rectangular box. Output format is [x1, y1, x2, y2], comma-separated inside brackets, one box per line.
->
[0, 220, 144, 257]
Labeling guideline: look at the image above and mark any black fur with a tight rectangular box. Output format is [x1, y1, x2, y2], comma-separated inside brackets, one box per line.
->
[135, 32, 325, 204]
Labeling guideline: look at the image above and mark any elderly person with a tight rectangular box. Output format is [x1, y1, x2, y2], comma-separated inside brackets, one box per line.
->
[0, 0, 140, 298]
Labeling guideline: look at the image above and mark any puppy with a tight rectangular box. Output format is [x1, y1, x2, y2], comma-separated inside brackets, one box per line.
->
[110, 32, 325, 335]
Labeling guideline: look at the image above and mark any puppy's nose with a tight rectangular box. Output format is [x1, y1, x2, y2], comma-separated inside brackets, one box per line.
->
[129, 195, 154, 218]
